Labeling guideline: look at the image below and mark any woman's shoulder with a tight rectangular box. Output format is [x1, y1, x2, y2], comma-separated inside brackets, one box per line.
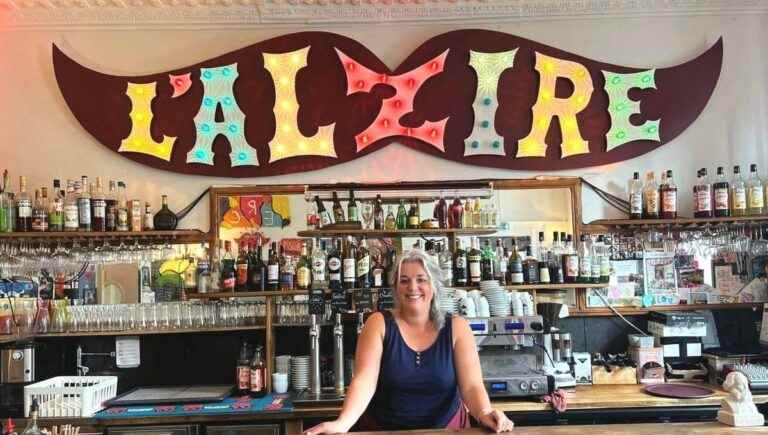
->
[364, 311, 388, 337]
[450, 315, 473, 345]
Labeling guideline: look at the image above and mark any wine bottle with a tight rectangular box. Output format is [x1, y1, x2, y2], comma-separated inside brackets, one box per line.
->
[153, 195, 178, 230]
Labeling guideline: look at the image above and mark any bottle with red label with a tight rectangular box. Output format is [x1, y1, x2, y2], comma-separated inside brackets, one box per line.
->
[236, 342, 251, 396]
[235, 241, 250, 292]
[660, 169, 678, 219]
[250, 345, 267, 397]
[713, 167, 730, 217]
[693, 168, 713, 218]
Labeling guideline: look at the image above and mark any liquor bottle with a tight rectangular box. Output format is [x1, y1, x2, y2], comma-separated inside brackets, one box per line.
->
[407, 199, 420, 229]
[694, 168, 713, 218]
[196, 245, 211, 294]
[279, 246, 294, 290]
[562, 234, 579, 283]
[713, 167, 730, 217]
[731, 165, 747, 217]
[578, 235, 592, 284]
[462, 199, 472, 229]
[384, 205, 396, 230]
[437, 242, 453, 286]
[642, 171, 659, 219]
[311, 239, 327, 288]
[468, 237, 482, 285]
[297, 242, 312, 290]
[77, 176, 92, 231]
[628, 172, 642, 219]
[16, 176, 32, 232]
[660, 170, 678, 219]
[396, 200, 408, 230]
[597, 235, 611, 283]
[105, 180, 117, 231]
[210, 241, 222, 292]
[153, 195, 178, 230]
[434, 194, 448, 229]
[236, 241, 250, 292]
[537, 232, 550, 284]
[747, 163, 764, 216]
[328, 239, 342, 289]
[248, 240, 266, 291]
[48, 179, 64, 231]
[449, 197, 463, 229]
[218, 241, 234, 291]
[480, 239, 494, 281]
[63, 180, 78, 232]
[372, 252, 386, 288]
[507, 240, 524, 285]
[116, 181, 129, 231]
[590, 235, 602, 284]
[373, 194, 384, 230]
[142, 202, 153, 231]
[22, 398, 42, 435]
[236, 342, 251, 396]
[453, 239, 468, 286]
[550, 232, 564, 284]
[183, 246, 198, 291]
[522, 246, 539, 284]
[472, 199, 482, 228]
[90, 178, 106, 231]
[314, 196, 332, 228]
[249, 345, 267, 398]
[347, 189, 359, 222]
[267, 242, 279, 291]
[343, 236, 357, 289]
[356, 236, 371, 288]
[0, 170, 11, 233]
[495, 240, 507, 285]
[30, 189, 46, 232]
[332, 191, 345, 223]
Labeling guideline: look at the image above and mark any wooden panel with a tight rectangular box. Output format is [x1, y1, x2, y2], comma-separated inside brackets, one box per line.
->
[34, 325, 266, 338]
[574, 302, 762, 317]
[349, 423, 768, 434]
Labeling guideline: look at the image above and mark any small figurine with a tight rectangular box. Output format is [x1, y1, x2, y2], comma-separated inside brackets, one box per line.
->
[718, 371, 765, 427]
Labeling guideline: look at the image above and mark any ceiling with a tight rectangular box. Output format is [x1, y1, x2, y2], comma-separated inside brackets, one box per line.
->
[0, 0, 765, 29]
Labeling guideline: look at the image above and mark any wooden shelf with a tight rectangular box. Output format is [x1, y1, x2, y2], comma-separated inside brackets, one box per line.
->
[582, 216, 768, 233]
[297, 228, 497, 238]
[0, 229, 209, 243]
[33, 325, 265, 338]
[574, 302, 762, 316]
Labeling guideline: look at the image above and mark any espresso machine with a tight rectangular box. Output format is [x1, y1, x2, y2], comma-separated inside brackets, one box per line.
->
[0, 341, 36, 416]
[469, 315, 553, 397]
[538, 302, 577, 389]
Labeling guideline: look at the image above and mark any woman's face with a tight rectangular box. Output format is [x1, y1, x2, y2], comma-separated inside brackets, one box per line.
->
[397, 260, 434, 314]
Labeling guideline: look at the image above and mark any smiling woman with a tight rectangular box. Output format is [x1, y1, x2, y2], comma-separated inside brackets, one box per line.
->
[303, 249, 514, 434]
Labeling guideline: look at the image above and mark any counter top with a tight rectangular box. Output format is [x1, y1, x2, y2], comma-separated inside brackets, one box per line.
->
[349, 422, 768, 434]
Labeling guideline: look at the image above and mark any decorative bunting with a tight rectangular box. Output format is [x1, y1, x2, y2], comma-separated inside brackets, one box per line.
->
[186, 64, 257, 167]
[603, 69, 661, 151]
[263, 47, 337, 163]
[517, 52, 594, 158]
[464, 49, 517, 157]
[118, 82, 177, 161]
[336, 48, 450, 153]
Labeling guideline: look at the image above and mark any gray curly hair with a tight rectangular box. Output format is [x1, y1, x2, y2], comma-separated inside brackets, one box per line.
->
[393, 248, 446, 330]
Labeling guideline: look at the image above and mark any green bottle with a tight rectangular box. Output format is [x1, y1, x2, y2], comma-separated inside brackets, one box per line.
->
[395, 199, 407, 230]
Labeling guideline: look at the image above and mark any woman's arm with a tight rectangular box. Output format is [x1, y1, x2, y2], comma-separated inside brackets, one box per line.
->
[453, 316, 514, 432]
[304, 311, 385, 434]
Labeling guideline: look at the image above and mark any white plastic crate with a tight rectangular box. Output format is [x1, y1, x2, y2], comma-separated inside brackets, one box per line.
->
[24, 376, 118, 418]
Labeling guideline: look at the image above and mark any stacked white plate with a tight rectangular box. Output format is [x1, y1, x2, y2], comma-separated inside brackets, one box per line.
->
[276, 355, 292, 383]
[290, 355, 310, 391]
[480, 280, 510, 317]
[440, 288, 456, 314]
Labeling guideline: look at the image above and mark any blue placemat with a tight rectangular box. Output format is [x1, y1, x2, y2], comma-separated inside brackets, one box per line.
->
[94, 393, 292, 419]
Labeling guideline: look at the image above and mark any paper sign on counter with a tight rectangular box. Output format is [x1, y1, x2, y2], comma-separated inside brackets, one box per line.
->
[116, 336, 141, 368]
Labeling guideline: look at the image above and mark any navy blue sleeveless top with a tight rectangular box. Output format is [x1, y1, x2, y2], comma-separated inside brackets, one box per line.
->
[370, 311, 461, 429]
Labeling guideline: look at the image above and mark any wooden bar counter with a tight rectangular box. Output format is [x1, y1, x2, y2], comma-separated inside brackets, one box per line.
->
[350, 423, 768, 434]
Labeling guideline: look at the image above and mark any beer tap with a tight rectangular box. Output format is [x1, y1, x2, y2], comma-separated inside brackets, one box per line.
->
[334, 313, 345, 395]
[356, 311, 365, 336]
[309, 314, 321, 396]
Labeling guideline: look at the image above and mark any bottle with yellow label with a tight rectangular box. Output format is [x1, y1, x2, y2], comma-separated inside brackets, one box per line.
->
[731, 166, 747, 217]
[747, 163, 764, 216]
[296, 242, 311, 290]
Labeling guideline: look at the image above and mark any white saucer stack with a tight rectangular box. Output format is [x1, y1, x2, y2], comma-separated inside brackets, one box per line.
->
[480, 280, 510, 317]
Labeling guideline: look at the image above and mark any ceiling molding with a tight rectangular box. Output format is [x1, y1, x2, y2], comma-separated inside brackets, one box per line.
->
[1, 0, 767, 29]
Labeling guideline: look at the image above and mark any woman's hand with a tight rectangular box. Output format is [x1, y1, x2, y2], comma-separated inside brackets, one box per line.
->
[302, 419, 349, 435]
[477, 409, 514, 433]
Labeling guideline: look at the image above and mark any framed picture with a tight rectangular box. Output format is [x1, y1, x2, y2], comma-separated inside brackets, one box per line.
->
[643, 251, 678, 305]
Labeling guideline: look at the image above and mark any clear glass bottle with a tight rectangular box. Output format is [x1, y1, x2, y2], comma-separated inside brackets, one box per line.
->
[384, 205, 396, 230]
[31, 188, 48, 232]
[297, 242, 312, 290]
[105, 180, 118, 231]
[629, 171, 642, 219]
[578, 234, 592, 284]
[78, 176, 92, 231]
[694, 168, 713, 218]
[494, 239, 506, 285]
[311, 239, 327, 288]
[116, 181, 129, 231]
[22, 398, 42, 435]
[462, 198, 472, 229]
[562, 234, 579, 283]
[537, 232, 550, 284]
[472, 198, 482, 228]
[642, 171, 659, 219]
[64, 179, 79, 232]
[747, 163, 764, 216]
[15, 176, 32, 232]
[249, 345, 267, 398]
[731, 165, 747, 217]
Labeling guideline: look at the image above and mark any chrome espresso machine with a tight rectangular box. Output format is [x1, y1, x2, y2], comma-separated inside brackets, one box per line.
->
[468, 315, 553, 397]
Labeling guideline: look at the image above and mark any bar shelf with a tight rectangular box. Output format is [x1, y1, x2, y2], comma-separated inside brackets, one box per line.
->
[0, 229, 209, 244]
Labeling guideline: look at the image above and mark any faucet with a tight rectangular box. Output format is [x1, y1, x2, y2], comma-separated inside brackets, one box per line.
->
[333, 313, 345, 395]
[76, 345, 116, 376]
[309, 314, 321, 396]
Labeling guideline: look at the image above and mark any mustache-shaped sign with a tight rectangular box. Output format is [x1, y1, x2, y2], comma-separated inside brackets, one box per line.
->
[53, 30, 722, 177]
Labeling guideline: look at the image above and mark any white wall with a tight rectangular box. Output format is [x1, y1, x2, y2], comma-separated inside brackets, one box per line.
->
[1, 13, 766, 232]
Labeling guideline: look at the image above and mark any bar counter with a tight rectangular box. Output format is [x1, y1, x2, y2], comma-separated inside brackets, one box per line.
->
[349, 423, 768, 434]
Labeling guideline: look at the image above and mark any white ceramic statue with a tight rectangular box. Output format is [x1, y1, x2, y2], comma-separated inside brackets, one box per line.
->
[718, 371, 765, 427]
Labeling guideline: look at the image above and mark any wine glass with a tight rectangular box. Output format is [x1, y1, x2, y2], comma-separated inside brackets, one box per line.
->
[361, 200, 374, 230]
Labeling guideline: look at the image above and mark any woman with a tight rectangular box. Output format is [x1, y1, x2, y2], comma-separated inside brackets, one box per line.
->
[305, 249, 514, 433]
